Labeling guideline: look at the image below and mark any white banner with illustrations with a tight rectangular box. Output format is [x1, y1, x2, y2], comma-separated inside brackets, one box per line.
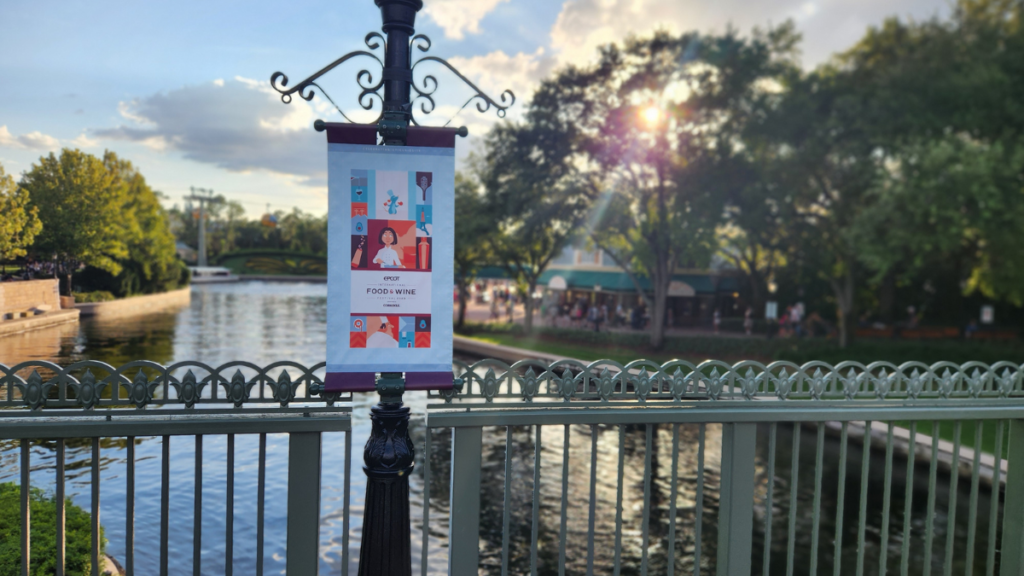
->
[325, 133, 454, 391]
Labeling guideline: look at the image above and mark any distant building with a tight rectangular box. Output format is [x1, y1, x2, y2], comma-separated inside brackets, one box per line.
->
[536, 245, 741, 328]
[176, 241, 197, 263]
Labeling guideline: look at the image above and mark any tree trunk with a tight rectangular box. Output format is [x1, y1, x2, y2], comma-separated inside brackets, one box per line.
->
[747, 270, 764, 319]
[60, 272, 73, 297]
[879, 271, 896, 325]
[649, 265, 669, 349]
[456, 280, 469, 330]
[523, 280, 536, 334]
[831, 268, 855, 349]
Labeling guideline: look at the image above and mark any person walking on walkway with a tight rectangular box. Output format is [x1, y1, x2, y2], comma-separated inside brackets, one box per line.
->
[588, 303, 603, 332]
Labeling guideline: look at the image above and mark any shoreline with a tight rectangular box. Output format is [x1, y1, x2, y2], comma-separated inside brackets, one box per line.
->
[0, 308, 80, 338]
[76, 287, 191, 318]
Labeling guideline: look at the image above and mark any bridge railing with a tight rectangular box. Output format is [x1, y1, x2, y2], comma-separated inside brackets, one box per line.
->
[3, 358, 1024, 575]
[425, 359, 1024, 576]
[0, 360, 350, 576]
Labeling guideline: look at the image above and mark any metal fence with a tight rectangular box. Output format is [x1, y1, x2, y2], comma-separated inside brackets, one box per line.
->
[426, 359, 1024, 576]
[3, 358, 1023, 575]
[0, 360, 350, 576]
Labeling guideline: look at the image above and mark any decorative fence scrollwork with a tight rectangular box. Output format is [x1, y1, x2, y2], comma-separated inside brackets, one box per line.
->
[431, 359, 1024, 405]
[0, 360, 346, 413]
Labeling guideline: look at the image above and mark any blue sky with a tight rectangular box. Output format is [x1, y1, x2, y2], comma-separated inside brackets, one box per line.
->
[0, 0, 950, 216]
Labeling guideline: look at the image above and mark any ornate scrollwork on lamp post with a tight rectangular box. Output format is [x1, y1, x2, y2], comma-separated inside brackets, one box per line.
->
[270, 0, 514, 144]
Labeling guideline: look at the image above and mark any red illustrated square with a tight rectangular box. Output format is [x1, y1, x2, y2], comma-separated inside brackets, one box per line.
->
[350, 332, 367, 348]
[414, 332, 431, 348]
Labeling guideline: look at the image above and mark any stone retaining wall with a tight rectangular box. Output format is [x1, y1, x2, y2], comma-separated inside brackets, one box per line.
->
[76, 287, 191, 318]
[0, 279, 60, 317]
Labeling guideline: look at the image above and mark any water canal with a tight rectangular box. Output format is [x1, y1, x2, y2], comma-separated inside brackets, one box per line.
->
[0, 282, 1001, 574]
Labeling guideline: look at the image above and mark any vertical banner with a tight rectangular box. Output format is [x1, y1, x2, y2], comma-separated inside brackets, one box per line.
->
[324, 125, 455, 391]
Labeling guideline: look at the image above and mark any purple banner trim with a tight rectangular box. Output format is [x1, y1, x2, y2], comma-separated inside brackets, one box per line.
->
[322, 122, 458, 149]
[406, 126, 457, 149]
[325, 371, 376, 392]
[324, 123, 377, 145]
[406, 371, 455, 390]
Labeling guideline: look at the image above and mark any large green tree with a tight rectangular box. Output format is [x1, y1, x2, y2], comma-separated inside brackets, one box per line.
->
[21, 149, 131, 295]
[453, 172, 492, 329]
[88, 152, 186, 296]
[532, 27, 799, 347]
[478, 119, 592, 334]
[0, 163, 42, 269]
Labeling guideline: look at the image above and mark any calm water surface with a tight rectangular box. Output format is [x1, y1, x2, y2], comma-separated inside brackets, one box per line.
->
[0, 282, 1000, 575]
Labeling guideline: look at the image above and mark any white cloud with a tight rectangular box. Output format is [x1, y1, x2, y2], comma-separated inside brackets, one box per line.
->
[422, 0, 509, 40]
[68, 133, 99, 149]
[548, 0, 948, 69]
[93, 78, 326, 186]
[213, 78, 225, 87]
[446, 47, 554, 112]
[0, 125, 61, 151]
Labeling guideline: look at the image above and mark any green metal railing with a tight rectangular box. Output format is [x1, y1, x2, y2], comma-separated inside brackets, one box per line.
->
[3, 358, 1023, 575]
[0, 360, 350, 576]
[425, 359, 1024, 576]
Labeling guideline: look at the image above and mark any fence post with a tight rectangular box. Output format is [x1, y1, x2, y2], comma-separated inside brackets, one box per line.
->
[448, 426, 483, 576]
[287, 431, 323, 576]
[1000, 419, 1024, 576]
[717, 422, 757, 575]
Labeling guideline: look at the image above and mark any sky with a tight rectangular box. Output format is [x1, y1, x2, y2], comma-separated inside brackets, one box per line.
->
[0, 0, 951, 217]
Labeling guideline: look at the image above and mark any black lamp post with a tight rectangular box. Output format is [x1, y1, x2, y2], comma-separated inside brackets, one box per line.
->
[272, 2, 511, 574]
[375, 0, 419, 145]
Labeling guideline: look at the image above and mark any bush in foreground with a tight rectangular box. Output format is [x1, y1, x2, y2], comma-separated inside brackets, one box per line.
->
[0, 482, 104, 576]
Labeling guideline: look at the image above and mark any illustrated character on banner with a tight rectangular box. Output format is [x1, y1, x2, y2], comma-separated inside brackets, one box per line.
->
[417, 175, 431, 202]
[366, 316, 397, 347]
[373, 227, 404, 268]
[417, 207, 429, 235]
[383, 189, 402, 215]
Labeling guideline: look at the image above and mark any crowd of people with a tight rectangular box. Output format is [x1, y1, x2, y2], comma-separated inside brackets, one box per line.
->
[0, 259, 57, 282]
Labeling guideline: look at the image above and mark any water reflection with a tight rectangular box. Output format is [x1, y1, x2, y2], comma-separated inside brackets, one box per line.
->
[0, 282, 1001, 575]
[433, 421, 1000, 575]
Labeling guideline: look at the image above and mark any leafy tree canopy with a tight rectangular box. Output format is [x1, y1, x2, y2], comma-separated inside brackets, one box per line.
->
[0, 162, 42, 265]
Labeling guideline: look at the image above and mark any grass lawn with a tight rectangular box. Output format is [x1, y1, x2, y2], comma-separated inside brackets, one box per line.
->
[895, 420, 1014, 461]
[463, 332, 686, 365]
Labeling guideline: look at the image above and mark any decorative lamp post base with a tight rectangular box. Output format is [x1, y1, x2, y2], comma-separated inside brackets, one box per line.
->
[358, 373, 414, 576]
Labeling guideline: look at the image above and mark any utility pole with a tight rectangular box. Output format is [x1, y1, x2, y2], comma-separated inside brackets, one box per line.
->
[183, 187, 221, 267]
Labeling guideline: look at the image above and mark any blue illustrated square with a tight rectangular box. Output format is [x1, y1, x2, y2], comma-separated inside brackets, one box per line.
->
[352, 215, 368, 236]
[399, 316, 415, 333]
[350, 316, 367, 332]
[351, 169, 370, 203]
[352, 185, 369, 204]
[399, 332, 415, 348]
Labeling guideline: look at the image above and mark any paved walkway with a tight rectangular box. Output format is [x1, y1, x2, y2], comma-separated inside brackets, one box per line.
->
[457, 299, 759, 339]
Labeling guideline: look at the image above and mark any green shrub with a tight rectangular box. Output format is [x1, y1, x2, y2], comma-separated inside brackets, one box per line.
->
[456, 322, 1024, 365]
[72, 291, 116, 303]
[0, 482, 104, 575]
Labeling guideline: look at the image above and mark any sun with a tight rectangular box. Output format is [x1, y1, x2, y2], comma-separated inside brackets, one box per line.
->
[641, 105, 661, 127]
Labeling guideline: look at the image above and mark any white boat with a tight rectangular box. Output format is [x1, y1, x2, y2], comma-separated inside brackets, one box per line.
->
[189, 266, 239, 284]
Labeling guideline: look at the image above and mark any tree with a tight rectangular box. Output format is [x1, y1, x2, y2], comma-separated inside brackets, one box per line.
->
[21, 149, 130, 295]
[851, 137, 1024, 306]
[478, 119, 592, 334]
[0, 163, 42, 269]
[534, 27, 800, 347]
[453, 172, 492, 329]
[76, 152, 187, 296]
